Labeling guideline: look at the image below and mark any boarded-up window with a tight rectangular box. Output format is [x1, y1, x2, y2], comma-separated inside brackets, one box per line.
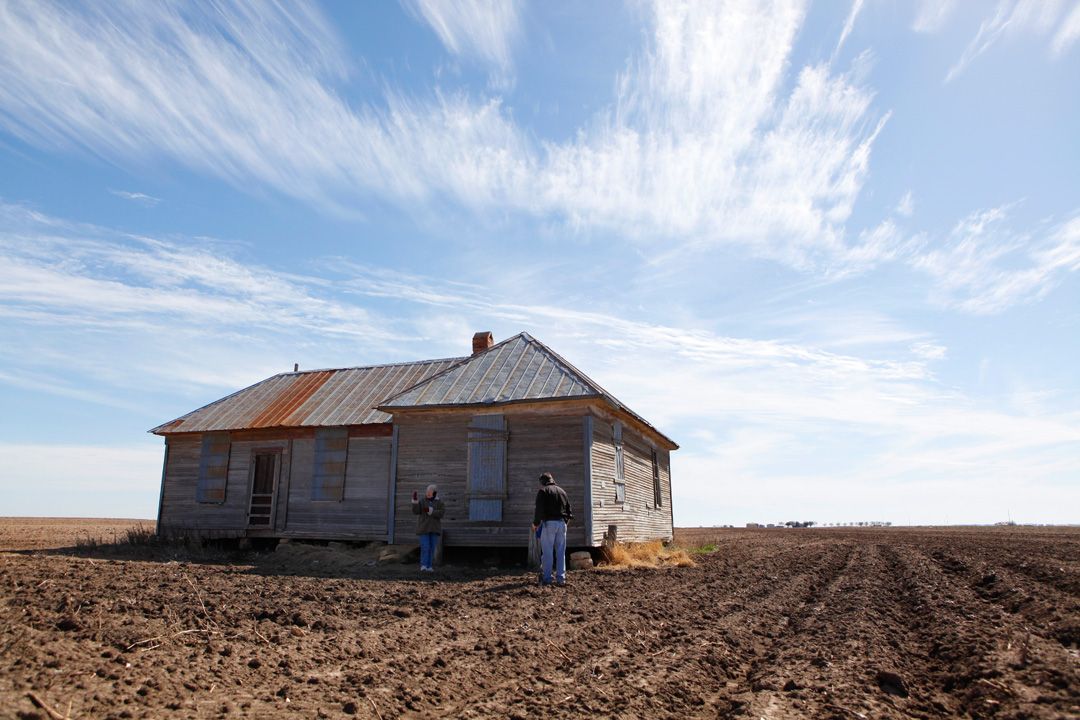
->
[652, 449, 662, 508]
[312, 427, 348, 501]
[196, 432, 230, 504]
[467, 414, 507, 521]
[614, 422, 626, 503]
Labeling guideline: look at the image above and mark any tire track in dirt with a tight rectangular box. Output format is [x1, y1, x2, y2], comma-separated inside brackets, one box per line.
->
[994, 555, 1080, 599]
[418, 539, 859, 719]
[923, 544, 1080, 650]
[683, 540, 855, 717]
[737, 542, 950, 719]
[908, 543, 1080, 717]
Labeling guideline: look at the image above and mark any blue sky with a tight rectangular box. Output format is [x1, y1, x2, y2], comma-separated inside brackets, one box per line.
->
[1, 0, 1078, 526]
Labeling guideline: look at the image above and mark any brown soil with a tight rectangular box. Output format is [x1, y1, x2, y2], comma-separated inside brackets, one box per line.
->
[1, 521, 1077, 719]
[0, 518, 152, 553]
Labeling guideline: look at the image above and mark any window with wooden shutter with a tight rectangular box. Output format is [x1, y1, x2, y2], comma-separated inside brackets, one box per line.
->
[196, 432, 230, 504]
[614, 422, 626, 503]
[467, 414, 507, 521]
[652, 449, 662, 508]
[312, 427, 348, 501]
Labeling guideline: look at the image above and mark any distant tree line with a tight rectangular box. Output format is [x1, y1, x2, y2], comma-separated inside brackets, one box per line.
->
[748, 521, 896, 528]
[821, 521, 893, 527]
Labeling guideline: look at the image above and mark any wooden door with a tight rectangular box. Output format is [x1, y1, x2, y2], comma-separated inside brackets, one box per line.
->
[248, 452, 278, 527]
[467, 414, 507, 521]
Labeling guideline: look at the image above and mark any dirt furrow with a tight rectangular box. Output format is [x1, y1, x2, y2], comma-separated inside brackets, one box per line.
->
[909, 544, 1080, 718]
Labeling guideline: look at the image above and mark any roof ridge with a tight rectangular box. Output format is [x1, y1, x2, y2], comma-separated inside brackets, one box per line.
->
[283, 355, 468, 375]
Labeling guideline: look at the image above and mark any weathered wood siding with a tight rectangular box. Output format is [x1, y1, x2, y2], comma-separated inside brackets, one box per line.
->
[159, 430, 391, 540]
[157, 434, 263, 536]
[507, 414, 587, 547]
[590, 417, 673, 544]
[281, 436, 391, 540]
[392, 412, 587, 547]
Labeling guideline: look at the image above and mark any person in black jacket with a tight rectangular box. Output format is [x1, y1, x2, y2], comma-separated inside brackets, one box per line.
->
[532, 472, 573, 586]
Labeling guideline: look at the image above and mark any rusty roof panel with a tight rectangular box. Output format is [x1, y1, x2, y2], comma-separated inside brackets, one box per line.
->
[150, 358, 462, 434]
[251, 370, 334, 428]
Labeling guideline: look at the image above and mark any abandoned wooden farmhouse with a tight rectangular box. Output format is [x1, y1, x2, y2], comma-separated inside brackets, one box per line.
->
[150, 332, 677, 548]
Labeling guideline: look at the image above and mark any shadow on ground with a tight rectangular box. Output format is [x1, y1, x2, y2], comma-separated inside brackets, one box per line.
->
[12, 538, 546, 585]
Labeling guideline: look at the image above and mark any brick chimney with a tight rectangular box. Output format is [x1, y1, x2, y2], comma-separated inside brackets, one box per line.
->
[472, 331, 494, 355]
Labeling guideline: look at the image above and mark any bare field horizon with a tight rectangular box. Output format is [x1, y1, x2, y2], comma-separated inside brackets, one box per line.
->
[3, 516, 1078, 554]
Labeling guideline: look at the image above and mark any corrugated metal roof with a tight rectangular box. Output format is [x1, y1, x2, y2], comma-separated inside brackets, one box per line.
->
[378, 333, 678, 448]
[379, 332, 597, 407]
[150, 332, 678, 449]
[150, 358, 463, 434]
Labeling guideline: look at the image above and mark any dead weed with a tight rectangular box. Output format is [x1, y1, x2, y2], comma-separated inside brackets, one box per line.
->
[600, 540, 695, 569]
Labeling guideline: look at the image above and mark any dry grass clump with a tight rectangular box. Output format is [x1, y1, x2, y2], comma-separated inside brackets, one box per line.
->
[72, 524, 217, 560]
[74, 523, 160, 551]
[600, 540, 695, 569]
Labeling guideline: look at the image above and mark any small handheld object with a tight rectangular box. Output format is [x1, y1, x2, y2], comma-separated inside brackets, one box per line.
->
[412, 491, 418, 502]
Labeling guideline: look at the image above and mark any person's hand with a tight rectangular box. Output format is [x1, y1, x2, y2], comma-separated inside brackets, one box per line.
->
[531, 524, 538, 532]
[411, 491, 418, 503]
[427, 506, 434, 514]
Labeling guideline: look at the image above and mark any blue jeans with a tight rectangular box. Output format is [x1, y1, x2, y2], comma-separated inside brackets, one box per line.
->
[419, 532, 438, 569]
[540, 520, 567, 584]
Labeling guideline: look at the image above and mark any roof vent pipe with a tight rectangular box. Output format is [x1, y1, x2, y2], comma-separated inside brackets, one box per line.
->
[472, 331, 494, 355]
[294, 363, 299, 372]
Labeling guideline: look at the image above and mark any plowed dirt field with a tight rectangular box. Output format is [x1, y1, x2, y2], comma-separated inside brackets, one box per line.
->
[1, 521, 1077, 719]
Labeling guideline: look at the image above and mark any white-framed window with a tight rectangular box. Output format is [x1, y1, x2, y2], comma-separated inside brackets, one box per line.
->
[652, 449, 662, 508]
[614, 421, 625, 503]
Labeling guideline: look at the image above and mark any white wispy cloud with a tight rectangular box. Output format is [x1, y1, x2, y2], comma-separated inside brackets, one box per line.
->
[402, 0, 521, 87]
[912, 0, 957, 33]
[537, 3, 887, 268]
[946, 0, 1074, 82]
[832, 218, 909, 276]
[109, 189, 161, 206]
[1053, 2, 1080, 54]
[833, 0, 865, 59]
[0, 202, 406, 394]
[910, 206, 1080, 314]
[895, 190, 914, 217]
[0, 0, 1073, 322]
[0, 0, 887, 271]
[910, 342, 947, 361]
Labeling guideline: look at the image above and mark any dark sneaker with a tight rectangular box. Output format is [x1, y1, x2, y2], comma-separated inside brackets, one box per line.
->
[555, 580, 567, 587]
